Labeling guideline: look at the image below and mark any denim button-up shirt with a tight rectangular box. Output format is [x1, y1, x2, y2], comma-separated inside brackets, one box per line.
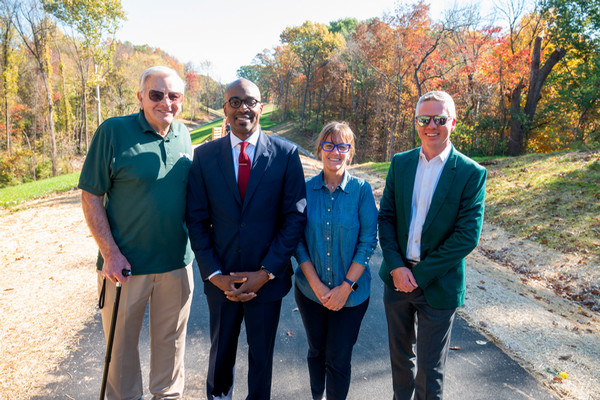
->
[295, 171, 378, 307]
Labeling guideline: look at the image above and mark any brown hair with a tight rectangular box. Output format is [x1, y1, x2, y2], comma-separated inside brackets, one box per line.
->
[315, 121, 356, 162]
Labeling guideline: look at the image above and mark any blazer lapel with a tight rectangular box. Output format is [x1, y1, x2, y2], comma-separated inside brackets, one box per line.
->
[242, 131, 272, 209]
[217, 134, 243, 205]
[403, 150, 419, 232]
[422, 148, 458, 233]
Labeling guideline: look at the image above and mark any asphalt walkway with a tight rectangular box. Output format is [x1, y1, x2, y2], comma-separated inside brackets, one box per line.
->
[36, 247, 558, 399]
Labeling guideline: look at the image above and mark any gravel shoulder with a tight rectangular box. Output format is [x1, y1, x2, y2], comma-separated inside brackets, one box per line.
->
[0, 156, 598, 400]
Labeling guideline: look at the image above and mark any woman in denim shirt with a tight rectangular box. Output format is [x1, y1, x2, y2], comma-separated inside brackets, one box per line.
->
[295, 121, 378, 400]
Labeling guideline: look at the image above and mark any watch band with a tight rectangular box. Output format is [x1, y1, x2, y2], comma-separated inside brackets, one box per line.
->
[344, 278, 358, 291]
[261, 266, 275, 280]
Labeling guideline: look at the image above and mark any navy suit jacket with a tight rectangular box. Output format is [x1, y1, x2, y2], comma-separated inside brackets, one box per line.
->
[186, 131, 307, 302]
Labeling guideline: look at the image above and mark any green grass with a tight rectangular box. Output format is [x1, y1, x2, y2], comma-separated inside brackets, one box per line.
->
[0, 172, 81, 208]
[190, 110, 281, 145]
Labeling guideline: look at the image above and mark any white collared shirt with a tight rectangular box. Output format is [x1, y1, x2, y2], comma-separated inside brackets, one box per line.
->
[229, 130, 259, 181]
[406, 144, 452, 261]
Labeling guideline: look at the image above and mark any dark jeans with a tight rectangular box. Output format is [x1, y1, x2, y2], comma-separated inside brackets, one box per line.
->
[295, 285, 369, 400]
[383, 285, 456, 400]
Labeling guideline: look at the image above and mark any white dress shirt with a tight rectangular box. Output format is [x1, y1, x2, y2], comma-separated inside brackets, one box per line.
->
[229, 130, 259, 181]
[406, 144, 452, 262]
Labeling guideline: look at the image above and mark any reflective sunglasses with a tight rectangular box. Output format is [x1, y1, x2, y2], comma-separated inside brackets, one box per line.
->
[415, 115, 450, 127]
[227, 97, 260, 109]
[321, 142, 352, 153]
[148, 90, 183, 103]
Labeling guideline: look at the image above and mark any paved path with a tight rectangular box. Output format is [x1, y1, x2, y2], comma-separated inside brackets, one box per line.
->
[35, 247, 558, 400]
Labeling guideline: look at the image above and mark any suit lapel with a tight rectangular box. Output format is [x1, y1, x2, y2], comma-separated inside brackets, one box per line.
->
[217, 134, 242, 205]
[243, 131, 272, 209]
[422, 147, 458, 233]
[403, 150, 419, 232]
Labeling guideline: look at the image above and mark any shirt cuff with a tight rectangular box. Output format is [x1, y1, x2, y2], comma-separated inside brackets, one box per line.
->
[208, 270, 222, 280]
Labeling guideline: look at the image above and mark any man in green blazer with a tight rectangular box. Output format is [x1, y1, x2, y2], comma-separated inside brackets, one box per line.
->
[378, 91, 487, 400]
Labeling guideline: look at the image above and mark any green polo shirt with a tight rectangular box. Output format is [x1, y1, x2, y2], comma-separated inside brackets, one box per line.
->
[78, 111, 194, 275]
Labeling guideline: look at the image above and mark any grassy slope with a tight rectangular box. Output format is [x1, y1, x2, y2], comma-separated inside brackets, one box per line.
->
[0, 172, 80, 208]
[354, 149, 600, 260]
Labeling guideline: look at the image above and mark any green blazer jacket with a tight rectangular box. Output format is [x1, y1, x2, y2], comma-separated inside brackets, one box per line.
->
[378, 146, 487, 309]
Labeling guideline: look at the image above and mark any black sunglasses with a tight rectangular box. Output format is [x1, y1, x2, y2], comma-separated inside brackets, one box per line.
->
[416, 115, 450, 127]
[226, 97, 260, 109]
[148, 90, 183, 103]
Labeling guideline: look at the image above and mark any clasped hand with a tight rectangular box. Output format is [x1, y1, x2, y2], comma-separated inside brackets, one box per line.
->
[210, 270, 270, 302]
[391, 267, 418, 293]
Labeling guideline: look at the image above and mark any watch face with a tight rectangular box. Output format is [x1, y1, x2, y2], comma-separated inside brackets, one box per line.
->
[351, 282, 358, 291]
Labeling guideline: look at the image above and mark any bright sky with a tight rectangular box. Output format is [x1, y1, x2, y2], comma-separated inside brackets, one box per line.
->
[116, 0, 496, 84]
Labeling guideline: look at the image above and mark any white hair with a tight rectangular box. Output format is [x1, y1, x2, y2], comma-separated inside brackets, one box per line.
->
[138, 66, 185, 95]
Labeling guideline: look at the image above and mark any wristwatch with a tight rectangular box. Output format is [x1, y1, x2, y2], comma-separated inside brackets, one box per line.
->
[260, 266, 275, 280]
[344, 278, 358, 291]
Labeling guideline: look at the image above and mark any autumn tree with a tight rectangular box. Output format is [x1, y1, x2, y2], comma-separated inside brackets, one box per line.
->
[12, 0, 60, 175]
[0, 1, 19, 154]
[281, 21, 344, 129]
[43, 0, 124, 151]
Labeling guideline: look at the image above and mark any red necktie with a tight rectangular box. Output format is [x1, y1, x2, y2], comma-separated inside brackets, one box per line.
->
[238, 142, 250, 202]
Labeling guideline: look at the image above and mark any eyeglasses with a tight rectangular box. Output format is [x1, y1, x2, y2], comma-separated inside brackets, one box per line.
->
[227, 97, 260, 109]
[415, 115, 450, 127]
[321, 142, 352, 153]
[148, 90, 183, 103]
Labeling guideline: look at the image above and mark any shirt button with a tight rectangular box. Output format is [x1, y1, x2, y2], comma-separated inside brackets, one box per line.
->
[327, 222, 330, 225]
[326, 237, 330, 241]
[327, 253, 330, 256]
[327, 209, 331, 212]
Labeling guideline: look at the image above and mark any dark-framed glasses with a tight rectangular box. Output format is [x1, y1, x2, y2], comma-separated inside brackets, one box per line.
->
[321, 142, 352, 153]
[148, 90, 183, 104]
[227, 97, 260, 109]
[416, 115, 450, 127]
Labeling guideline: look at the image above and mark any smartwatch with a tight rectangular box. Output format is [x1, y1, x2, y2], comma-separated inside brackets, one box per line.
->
[344, 278, 358, 291]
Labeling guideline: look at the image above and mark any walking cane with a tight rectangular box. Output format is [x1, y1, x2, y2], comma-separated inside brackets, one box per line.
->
[99, 269, 131, 400]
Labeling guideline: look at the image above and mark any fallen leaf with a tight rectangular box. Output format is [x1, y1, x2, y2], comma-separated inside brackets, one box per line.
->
[476, 340, 487, 345]
[559, 355, 572, 361]
[450, 346, 461, 350]
[287, 330, 295, 337]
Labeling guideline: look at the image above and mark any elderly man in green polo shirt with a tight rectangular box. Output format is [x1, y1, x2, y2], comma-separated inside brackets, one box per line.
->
[79, 66, 194, 400]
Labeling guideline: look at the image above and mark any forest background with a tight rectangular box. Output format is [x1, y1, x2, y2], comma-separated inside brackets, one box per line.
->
[0, 0, 599, 187]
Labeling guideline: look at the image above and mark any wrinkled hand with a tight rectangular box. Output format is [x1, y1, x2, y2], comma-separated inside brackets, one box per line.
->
[102, 252, 131, 284]
[321, 284, 351, 311]
[209, 274, 255, 302]
[391, 267, 418, 293]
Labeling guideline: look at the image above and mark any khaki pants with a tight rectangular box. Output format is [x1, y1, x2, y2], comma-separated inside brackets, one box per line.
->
[97, 264, 194, 400]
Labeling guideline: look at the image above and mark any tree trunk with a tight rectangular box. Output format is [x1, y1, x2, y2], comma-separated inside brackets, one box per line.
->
[508, 37, 566, 156]
[42, 73, 57, 176]
[5, 95, 9, 154]
[95, 64, 102, 126]
[508, 80, 526, 156]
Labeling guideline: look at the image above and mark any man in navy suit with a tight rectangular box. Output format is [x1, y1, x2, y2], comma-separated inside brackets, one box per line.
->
[186, 78, 307, 400]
